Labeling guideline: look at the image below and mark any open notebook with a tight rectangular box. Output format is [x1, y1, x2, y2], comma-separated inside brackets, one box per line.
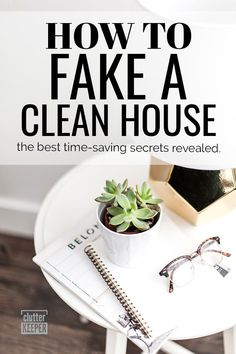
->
[33, 215, 176, 353]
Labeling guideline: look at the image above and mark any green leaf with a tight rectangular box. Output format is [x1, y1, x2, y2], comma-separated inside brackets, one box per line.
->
[122, 179, 128, 191]
[117, 194, 131, 210]
[136, 194, 143, 203]
[131, 217, 150, 231]
[127, 188, 137, 209]
[105, 180, 116, 193]
[117, 183, 122, 194]
[136, 184, 142, 196]
[142, 182, 149, 196]
[134, 208, 157, 219]
[116, 222, 130, 233]
[123, 213, 133, 223]
[146, 197, 162, 205]
[95, 193, 114, 203]
[110, 214, 126, 226]
[107, 206, 124, 216]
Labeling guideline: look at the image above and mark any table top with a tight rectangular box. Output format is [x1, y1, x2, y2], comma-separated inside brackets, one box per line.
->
[34, 153, 236, 340]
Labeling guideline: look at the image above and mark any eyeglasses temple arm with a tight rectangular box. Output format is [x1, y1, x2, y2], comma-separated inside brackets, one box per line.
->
[203, 249, 231, 257]
[221, 251, 231, 257]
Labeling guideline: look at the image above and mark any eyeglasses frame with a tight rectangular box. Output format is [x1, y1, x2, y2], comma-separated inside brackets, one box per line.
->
[159, 236, 231, 293]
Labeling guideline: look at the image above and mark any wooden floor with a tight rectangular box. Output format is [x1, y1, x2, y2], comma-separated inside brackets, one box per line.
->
[0, 234, 224, 354]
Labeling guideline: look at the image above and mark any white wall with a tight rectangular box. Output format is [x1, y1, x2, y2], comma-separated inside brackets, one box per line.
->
[0, 166, 71, 237]
[0, 0, 142, 237]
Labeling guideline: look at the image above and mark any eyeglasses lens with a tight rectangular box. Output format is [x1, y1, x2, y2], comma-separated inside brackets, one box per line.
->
[170, 258, 194, 287]
[200, 239, 223, 266]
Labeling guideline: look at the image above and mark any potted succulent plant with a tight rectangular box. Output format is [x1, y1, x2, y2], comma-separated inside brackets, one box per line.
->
[95, 179, 162, 267]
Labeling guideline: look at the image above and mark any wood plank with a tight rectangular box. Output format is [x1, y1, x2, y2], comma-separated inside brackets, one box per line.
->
[0, 313, 105, 354]
[0, 233, 35, 270]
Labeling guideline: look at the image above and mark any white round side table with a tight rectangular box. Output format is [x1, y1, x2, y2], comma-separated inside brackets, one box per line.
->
[34, 156, 236, 354]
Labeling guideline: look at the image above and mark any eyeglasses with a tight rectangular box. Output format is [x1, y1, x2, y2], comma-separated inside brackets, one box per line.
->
[159, 237, 231, 293]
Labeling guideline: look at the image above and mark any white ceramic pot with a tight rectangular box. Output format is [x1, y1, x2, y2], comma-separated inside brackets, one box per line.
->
[96, 204, 162, 268]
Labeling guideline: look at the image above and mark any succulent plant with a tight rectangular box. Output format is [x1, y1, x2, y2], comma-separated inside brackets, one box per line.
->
[95, 179, 128, 206]
[136, 182, 162, 209]
[108, 189, 158, 232]
[95, 179, 161, 233]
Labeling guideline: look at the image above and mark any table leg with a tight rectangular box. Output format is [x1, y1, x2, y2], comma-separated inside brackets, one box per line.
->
[79, 315, 90, 324]
[105, 329, 127, 354]
[224, 327, 236, 354]
[160, 341, 195, 354]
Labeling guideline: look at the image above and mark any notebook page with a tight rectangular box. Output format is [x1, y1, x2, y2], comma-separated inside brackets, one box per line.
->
[33, 216, 175, 353]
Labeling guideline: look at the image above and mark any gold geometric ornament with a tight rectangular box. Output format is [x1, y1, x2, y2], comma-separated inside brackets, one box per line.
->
[149, 157, 236, 225]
